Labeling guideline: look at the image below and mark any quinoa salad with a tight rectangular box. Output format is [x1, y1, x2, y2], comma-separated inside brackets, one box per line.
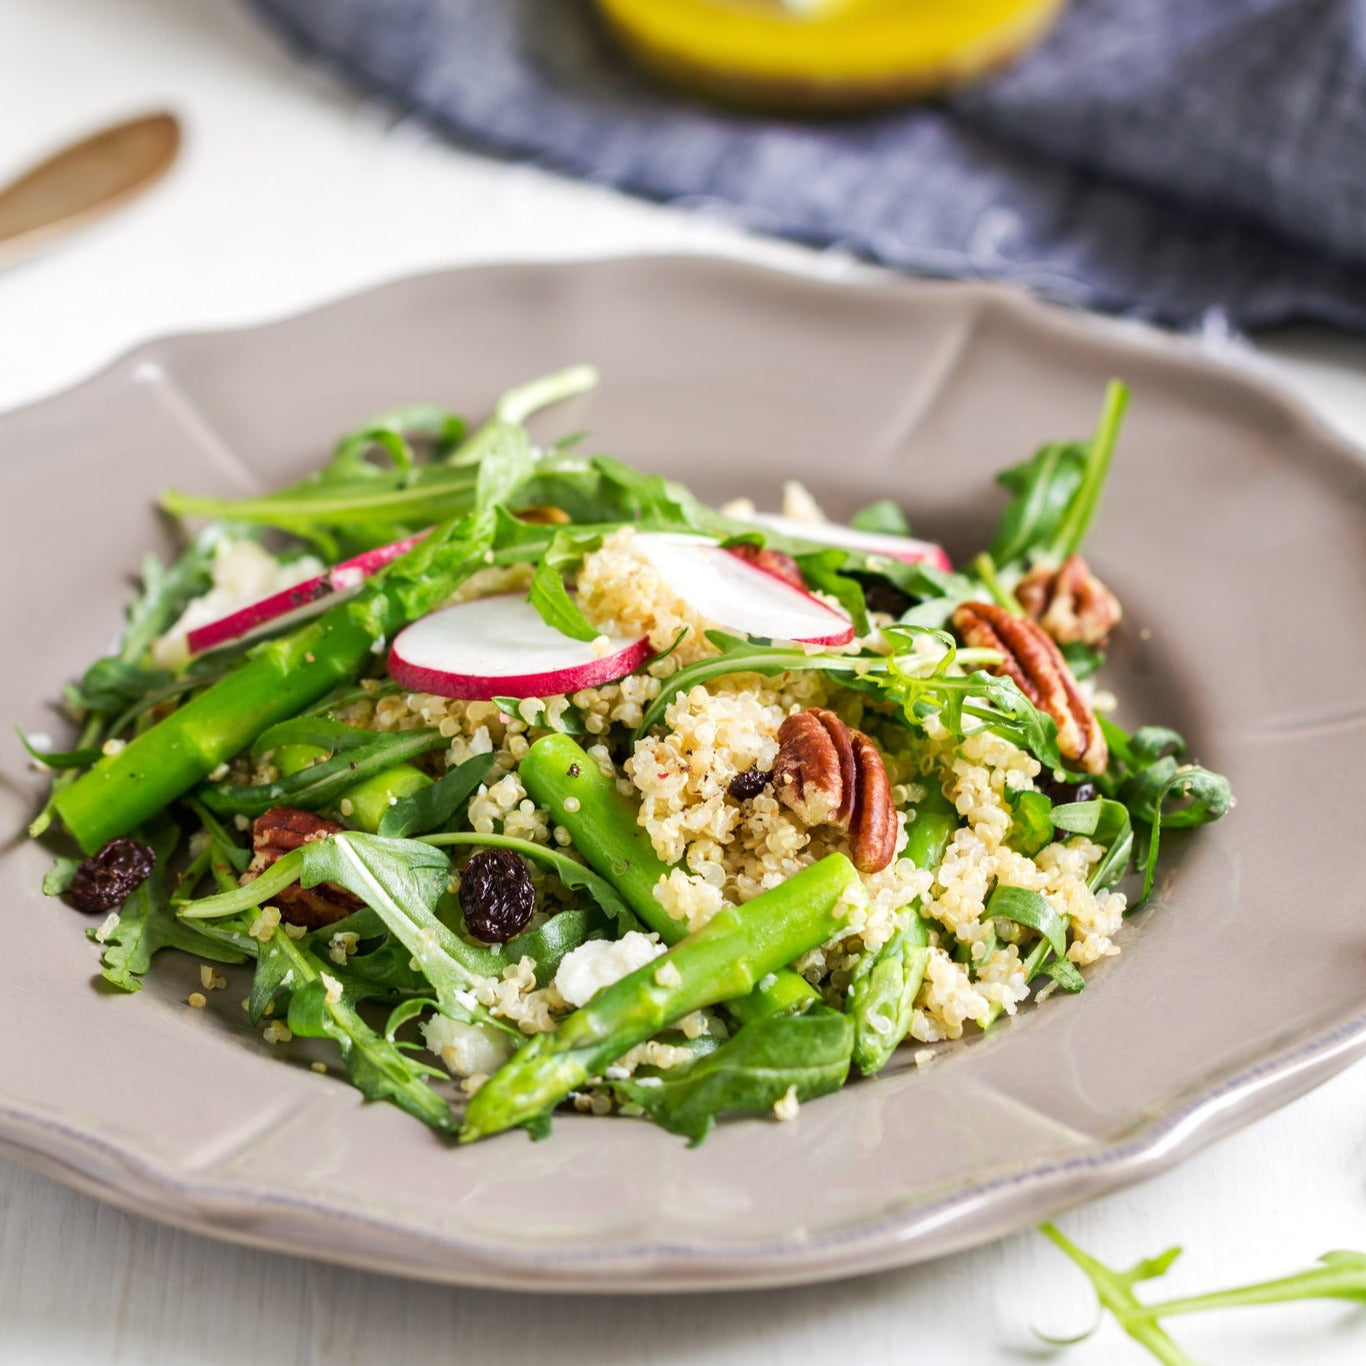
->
[28, 367, 1231, 1145]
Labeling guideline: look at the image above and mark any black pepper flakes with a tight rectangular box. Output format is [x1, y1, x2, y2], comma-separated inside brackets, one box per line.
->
[68, 837, 157, 914]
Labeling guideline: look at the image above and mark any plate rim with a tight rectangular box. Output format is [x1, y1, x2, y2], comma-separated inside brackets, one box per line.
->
[5, 252, 1366, 1292]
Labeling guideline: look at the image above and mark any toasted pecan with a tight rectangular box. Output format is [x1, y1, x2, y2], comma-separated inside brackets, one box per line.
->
[1017, 554, 1122, 648]
[242, 806, 362, 931]
[772, 708, 897, 872]
[951, 601, 1108, 775]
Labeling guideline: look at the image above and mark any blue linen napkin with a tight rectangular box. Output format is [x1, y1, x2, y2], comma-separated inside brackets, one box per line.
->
[246, 0, 1366, 331]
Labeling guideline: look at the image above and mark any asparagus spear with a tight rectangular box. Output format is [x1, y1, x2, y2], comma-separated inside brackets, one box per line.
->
[461, 851, 866, 1141]
[847, 779, 959, 1074]
[52, 516, 494, 853]
[518, 733, 820, 1023]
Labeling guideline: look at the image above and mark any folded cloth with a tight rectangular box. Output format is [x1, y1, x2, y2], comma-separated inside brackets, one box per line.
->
[247, 0, 1366, 331]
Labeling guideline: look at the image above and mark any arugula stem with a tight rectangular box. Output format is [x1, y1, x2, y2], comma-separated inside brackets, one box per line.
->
[1040, 1223, 1197, 1366]
[1050, 380, 1130, 561]
[969, 553, 1023, 614]
[1141, 1261, 1366, 1318]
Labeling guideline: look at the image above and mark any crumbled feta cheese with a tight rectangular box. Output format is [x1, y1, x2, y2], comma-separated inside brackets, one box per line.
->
[422, 1016, 515, 1078]
[93, 912, 120, 944]
[553, 932, 664, 1008]
[320, 973, 344, 1005]
[773, 1084, 800, 1121]
[653, 961, 682, 989]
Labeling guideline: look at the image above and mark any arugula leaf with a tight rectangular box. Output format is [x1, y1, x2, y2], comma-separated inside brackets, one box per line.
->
[850, 498, 911, 535]
[64, 525, 226, 719]
[16, 728, 102, 770]
[197, 723, 448, 818]
[1007, 788, 1055, 856]
[186, 832, 534, 1050]
[1128, 759, 1233, 900]
[1038, 1223, 1366, 1366]
[792, 547, 870, 637]
[1051, 797, 1134, 893]
[1042, 957, 1087, 993]
[989, 441, 1089, 566]
[160, 369, 594, 555]
[42, 857, 80, 896]
[616, 1009, 854, 1146]
[263, 931, 458, 1135]
[526, 530, 601, 642]
[377, 752, 496, 839]
[984, 885, 1069, 959]
[326, 404, 466, 481]
[988, 382, 1129, 568]
[1060, 641, 1105, 681]
[92, 824, 244, 992]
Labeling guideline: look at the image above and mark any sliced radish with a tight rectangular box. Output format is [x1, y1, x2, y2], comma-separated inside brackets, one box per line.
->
[387, 596, 651, 700]
[741, 513, 952, 573]
[634, 533, 854, 647]
[186, 532, 429, 656]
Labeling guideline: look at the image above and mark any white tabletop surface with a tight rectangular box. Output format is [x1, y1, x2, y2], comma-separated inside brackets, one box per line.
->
[5, 2, 1366, 1363]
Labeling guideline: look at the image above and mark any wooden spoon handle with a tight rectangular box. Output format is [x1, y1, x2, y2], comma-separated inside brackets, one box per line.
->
[0, 111, 180, 268]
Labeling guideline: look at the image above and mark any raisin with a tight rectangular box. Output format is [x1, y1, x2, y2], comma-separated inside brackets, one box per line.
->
[69, 837, 156, 914]
[727, 767, 771, 801]
[460, 848, 535, 943]
[1037, 775, 1098, 805]
[858, 577, 913, 617]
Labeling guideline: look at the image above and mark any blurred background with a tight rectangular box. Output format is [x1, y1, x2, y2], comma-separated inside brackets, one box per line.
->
[3, 0, 1366, 417]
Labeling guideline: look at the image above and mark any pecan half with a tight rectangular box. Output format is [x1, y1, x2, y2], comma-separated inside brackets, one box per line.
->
[242, 806, 362, 931]
[1017, 554, 1122, 647]
[726, 543, 807, 592]
[772, 708, 897, 873]
[951, 602, 1108, 775]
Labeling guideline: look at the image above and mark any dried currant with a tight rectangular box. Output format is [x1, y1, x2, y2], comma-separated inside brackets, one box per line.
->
[1037, 775, 1099, 806]
[460, 848, 536, 943]
[68, 837, 157, 914]
[727, 767, 771, 801]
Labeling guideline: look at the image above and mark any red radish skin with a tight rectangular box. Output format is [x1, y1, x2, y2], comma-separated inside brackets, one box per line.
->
[633, 533, 854, 648]
[387, 596, 652, 701]
[186, 532, 430, 656]
[741, 513, 951, 573]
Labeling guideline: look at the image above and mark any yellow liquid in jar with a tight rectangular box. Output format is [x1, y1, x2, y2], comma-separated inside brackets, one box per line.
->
[595, 0, 1068, 110]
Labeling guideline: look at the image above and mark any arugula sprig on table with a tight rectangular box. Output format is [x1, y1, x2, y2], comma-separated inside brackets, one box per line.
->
[1039, 1222, 1366, 1366]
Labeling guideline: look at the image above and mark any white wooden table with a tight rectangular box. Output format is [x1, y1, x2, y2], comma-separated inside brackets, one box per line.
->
[5, 3, 1366, 1361]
